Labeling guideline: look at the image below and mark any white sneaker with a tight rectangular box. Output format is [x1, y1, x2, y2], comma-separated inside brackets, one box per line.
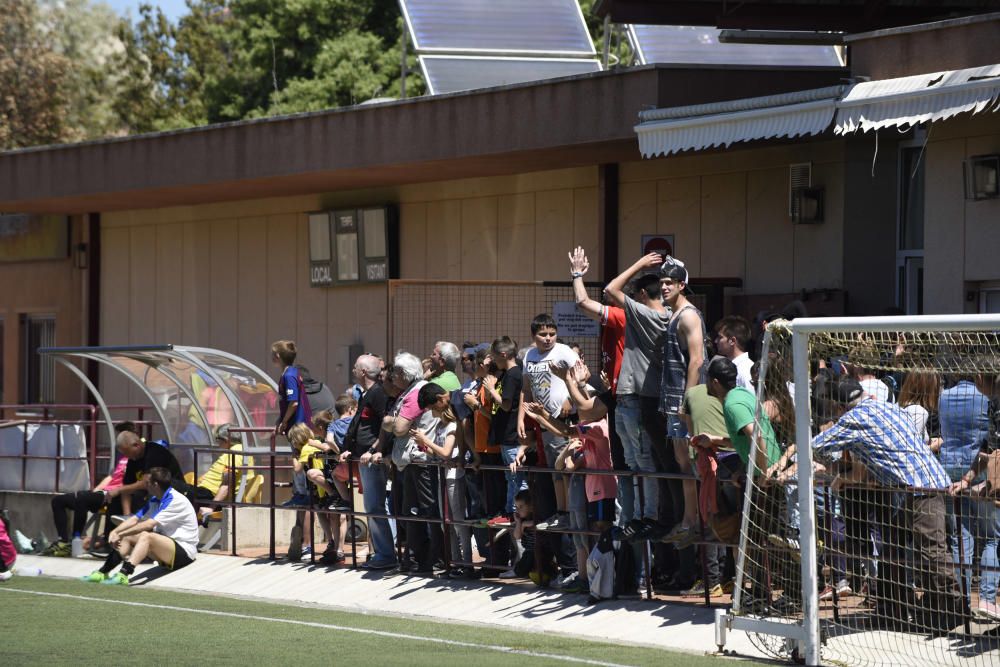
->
[0, 570, 12, 582]
[498, 569, 517, 579]
[555, 571, 578, 589]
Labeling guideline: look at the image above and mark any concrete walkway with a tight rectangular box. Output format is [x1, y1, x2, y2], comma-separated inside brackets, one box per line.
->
[13, 553, 767, 661]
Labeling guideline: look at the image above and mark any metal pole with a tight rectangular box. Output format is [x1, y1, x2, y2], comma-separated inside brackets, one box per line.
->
[400, 25, 408, 99]
[601, 15, 611, 69]
[792, 328, 821, 666]
[230, 450, 237, 557]
[269, 435, 276, 561]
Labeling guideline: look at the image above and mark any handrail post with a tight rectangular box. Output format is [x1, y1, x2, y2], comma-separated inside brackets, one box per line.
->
[269, 434, 276, 561]
[230, 449, 237, 557]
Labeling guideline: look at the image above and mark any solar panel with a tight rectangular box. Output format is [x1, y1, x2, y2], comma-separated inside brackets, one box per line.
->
[419, 55, 602, 94]
[629, 25, 844, 67]
[400, 0, 595, 56]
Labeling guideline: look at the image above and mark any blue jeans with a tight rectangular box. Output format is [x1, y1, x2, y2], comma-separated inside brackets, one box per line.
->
[615, 394, 657, 520]
[359, 462, 396, 565]
[948, 494, 1000, 602]
[500, 445, 526, 515]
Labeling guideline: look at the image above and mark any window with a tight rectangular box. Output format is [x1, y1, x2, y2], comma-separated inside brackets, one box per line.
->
[897, 135, 926, 314]
[21, 315, 55, 403]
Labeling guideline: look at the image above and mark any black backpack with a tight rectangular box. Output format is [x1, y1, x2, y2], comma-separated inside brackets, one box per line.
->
[613, 532, 638, 597]
[296, 364, 335, 415]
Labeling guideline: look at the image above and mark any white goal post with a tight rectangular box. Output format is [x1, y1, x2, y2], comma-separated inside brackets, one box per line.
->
[716, 313, 1000, 667]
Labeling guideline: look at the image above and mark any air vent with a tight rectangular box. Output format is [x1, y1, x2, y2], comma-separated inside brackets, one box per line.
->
[789, 162, 812, 217]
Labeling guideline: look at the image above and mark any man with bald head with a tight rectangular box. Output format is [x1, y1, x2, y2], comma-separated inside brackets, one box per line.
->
[107, 431, 187, 515]
[340, 353, 396, 569]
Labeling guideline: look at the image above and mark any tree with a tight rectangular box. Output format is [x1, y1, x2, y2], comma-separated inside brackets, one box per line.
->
[39, 0, 128, 141]
[0, 0, 71, 149]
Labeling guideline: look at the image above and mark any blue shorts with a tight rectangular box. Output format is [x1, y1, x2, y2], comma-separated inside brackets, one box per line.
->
[666, 414, 689, 439]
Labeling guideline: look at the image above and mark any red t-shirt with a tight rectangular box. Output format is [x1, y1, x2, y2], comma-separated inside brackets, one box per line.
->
[600, 305, 626, 393]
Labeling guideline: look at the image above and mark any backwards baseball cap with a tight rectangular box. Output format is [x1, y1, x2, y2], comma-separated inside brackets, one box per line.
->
[660, 255, 689, 284]
[831, 377, 865, 405]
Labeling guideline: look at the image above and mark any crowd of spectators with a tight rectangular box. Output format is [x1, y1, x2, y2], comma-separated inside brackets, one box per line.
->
[20, 246, 1000, 636]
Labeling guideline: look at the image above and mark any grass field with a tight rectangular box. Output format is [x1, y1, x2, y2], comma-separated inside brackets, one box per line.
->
[0, 576, 764, 666]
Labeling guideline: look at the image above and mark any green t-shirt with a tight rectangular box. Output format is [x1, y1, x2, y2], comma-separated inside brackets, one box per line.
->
[431, 370, 461, 393]
[682, 385, 730, 448]
[723, 387, 782, 468]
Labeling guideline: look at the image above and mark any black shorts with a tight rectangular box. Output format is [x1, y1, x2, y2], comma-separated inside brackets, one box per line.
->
[193, 486, 216, 502]
[165, 537, 195, 571]
[587, 498, 615, 524]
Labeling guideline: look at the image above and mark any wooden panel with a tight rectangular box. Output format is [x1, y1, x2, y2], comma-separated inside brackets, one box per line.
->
[699, 172, 746, 279]
[745, 168, 793, 293]
[460, 197, 498, 280]
[573, 187, 599, 274]
[128, 226, 157, 344]
[265, 213, 299, 354]
[399, 202, 427, 279]
[924, 138, 966, 312]
[353, 284, 388, 358]
[497, 193, 535, 280]
[963, 132, 1000, 282]
[100, 226, 131, 405]
[534, 189, 574, 281]
[181, 221, 211, 345]
[424, 200, 462, 279]
[656, 177, 701, 275]
[101, 227, 131, 346]
[618, 180, 656, 270]
[155, 223, 185, 343]
[326, 286, 357, 390]
[236, 217, 268, 363]
[794, 162, 844, 290]
[295, 212, 328, 377]
[209, 219, 239, 352]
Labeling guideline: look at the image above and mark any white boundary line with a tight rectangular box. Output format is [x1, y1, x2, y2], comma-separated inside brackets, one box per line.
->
[1, 587, 630, 667]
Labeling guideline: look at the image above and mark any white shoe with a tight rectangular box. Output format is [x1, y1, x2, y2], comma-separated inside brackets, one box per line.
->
[0, 570, 12, 582]
[498, 569, 517, 579]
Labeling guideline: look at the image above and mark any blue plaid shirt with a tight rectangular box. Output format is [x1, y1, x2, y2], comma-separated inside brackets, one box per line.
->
[812, 398, 950, 490]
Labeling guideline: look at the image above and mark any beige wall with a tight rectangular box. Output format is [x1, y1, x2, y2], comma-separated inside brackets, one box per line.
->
[99, 166, 600, 404]
[0, 215, 88, 405]
[618, 140, 846, 294]
[924, 114, 1000, 314]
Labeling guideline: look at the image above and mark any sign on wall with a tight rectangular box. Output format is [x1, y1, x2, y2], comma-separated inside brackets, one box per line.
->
[552, 300, 599, 338]
[0, 214, 69, 262]
[309, 205, 397, 287]
[641, 234, 675, 259]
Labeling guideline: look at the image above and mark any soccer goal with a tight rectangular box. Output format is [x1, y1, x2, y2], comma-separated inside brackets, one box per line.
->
[714, 314, 1000, 666]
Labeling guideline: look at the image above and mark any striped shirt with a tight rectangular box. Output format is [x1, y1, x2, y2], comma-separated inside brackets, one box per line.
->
[811, 398, 950, 490]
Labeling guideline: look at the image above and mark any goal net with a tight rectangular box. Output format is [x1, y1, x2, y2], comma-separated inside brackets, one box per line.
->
[729, 315, 1000, 667]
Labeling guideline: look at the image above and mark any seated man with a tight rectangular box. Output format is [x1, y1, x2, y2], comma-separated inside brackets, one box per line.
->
[107, 431, 188, 516]
[81, 466, 199, 585]
[192, 424, 255, 525]
[43, 421, 138, 557]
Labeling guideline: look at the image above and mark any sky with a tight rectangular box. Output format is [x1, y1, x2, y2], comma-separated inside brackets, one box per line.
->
[104, 0, 190, 23]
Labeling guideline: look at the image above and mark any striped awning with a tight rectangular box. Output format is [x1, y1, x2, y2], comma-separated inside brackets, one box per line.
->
[834, 63, 1000, 134]
[635, 86, 844, 158]
[635, 63, 1000, 158]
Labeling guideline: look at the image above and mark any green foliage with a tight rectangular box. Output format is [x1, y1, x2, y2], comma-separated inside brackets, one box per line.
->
[0, 0, 71, 149]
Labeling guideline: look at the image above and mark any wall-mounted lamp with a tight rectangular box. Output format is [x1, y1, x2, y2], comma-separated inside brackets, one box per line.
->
[791, 187, 825, 224]
[73, 242, 88, 269]
[964, 155, 1000, 200]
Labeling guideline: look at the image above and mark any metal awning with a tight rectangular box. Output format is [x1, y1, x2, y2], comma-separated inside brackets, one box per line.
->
[635, 85, 844, 157]
[40, 345, 279, 466]
[834, 63, 1000, 134]
[635, 63, 1000, 157]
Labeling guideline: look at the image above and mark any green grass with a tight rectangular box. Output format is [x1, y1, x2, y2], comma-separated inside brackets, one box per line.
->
[0, 577, 765, 666]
